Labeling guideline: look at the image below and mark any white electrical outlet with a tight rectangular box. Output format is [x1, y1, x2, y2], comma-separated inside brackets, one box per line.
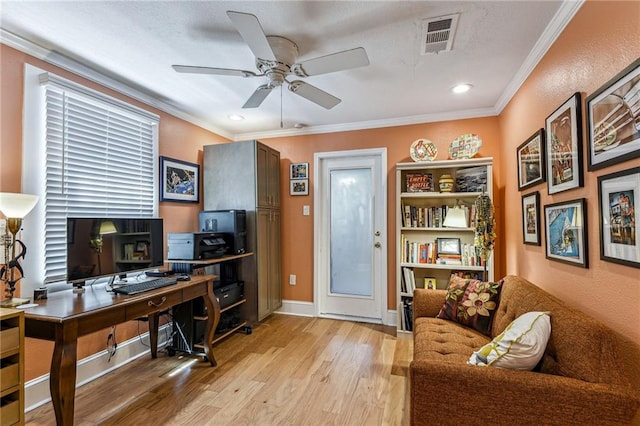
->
[303, 205, 310, 216]
[289, 274, 297, 285]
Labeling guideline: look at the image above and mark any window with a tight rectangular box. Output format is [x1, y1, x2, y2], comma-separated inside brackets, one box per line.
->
[22, 65, 159, 290]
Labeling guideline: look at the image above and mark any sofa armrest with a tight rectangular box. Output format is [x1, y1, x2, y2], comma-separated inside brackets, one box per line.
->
[410, 359, 640, 425]
[413, 288, 447, 319]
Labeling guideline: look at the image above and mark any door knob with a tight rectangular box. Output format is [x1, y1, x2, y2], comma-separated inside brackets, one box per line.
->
[374, 231, 381, 236]
[374, 242, 381, 248]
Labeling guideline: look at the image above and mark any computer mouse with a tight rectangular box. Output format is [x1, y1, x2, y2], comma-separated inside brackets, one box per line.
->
[176, 275, 191, 281]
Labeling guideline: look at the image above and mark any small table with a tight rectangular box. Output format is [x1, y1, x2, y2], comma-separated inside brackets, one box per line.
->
[23, 274, 220, 426]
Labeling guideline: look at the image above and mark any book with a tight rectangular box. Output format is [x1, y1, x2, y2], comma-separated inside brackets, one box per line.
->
[406, 172, 434, 192]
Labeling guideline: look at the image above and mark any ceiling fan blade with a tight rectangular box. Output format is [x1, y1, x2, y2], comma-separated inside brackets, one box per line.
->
[293, 47, 370, 77]
[242, 84, 274, 108]
[227, 11, 276, 61]
[172, 65, 257, 77]
[288, 80, 341, 109]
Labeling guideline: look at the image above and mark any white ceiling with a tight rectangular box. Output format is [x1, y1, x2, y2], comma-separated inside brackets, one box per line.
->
[0, 1, 581, 141]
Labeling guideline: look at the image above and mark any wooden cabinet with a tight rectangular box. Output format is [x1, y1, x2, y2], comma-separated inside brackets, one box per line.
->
[203, 140, 282, 322]
[0, 308, 24, 426]
[396, 158, 494, 334]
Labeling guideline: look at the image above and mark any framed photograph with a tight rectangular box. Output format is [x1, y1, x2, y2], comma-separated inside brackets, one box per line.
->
[522, 191, 541, 246]
[290, 162, 309, 179]
[517, 129, 546, 190]
[587, 58, 640, 171]
[436, 237, 461, 255]
[544, 198, 588, 268]
[290, 179, 309, 196]
[598, 167, 640, 268]
[424, 277, 437, 290]
[160, 156, 199, 203]
[545, 92, 583, 195]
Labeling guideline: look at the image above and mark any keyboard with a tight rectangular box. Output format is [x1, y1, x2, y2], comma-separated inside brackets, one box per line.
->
[112, 277, 178, 295]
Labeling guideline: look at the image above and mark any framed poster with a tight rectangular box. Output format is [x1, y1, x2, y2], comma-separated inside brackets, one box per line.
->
[586, 58, 640, 171]
[436, 237, 461, 255]
[290, 162, 309, 179]
[545, 92, 583, 195]
[159, 156, 199, 203]
[544, 198, 588, 268]
[522, 191, 541, 246]
[598, 167, 640, 268]
[290, 179, 309, 195]
[517, 129, 546, 191]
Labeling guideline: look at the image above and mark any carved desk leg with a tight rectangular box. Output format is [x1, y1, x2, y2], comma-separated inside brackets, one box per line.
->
[51, 320, 79, 426]
[202, 280, 220, 367]
[148, 312, 159, 358]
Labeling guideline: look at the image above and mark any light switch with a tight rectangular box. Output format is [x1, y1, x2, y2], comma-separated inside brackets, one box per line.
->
[303, 205, 310, 216]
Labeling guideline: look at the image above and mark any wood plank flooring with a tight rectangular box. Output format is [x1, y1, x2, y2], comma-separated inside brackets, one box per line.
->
[25, 314, 412, 425]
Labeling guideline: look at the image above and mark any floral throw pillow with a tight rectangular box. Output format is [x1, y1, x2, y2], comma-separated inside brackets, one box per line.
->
[436, 275, 503, 336]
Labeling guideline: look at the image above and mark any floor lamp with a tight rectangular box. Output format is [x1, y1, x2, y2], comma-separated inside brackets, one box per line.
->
[0, 192, 39, 307]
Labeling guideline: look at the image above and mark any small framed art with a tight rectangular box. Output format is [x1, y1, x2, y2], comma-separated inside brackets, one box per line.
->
[598, 167, 640, 268]
[436, 237, 461, 255]
[522, 191, 541, 246]
[545, 92, 583, 195]
[544, 198, 588, 268]
[290, 179, 309, 196]
[290, 162, 309, 179]
[517, 129, 545, 191]
[586, 58, 640, 171]
[160, 156, 199, 203]
[424, 277, 437, 290]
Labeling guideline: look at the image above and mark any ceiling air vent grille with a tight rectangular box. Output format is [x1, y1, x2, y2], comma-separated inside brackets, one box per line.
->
[421, 13, 459, 55]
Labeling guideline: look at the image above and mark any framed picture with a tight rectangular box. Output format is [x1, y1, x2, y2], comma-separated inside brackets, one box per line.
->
[545, 92, 583, 195]
[436, 237, 461, 255]
[160, 156, 199, 203]
[517, 129, 546, 190]
[290, 179, 309, 196]
[522, 191, 541, 246]
[424, 277, 437, 290]
[597, 167, 640, 268]
[544, 198, 588, 268]
[290, 162, 309, 179]
[586, 58, 640, 171]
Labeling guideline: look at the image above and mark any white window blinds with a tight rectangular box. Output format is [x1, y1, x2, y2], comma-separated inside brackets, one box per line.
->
[39, 73, 159, 283]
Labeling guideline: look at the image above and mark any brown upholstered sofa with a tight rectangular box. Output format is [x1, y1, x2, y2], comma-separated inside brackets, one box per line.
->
[410, 275, 640, 425]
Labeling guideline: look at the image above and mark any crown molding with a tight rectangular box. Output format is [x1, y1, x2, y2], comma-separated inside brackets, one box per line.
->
[0, 29, 234, 140]
[494, 0, 585, 113]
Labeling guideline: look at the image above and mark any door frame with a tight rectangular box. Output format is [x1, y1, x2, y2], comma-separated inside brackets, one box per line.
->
[313, 148, 388, 324]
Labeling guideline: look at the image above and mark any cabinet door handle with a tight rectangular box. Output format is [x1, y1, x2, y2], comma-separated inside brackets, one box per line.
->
[148, 296, 166, 308]
[374, 242, 381, 248]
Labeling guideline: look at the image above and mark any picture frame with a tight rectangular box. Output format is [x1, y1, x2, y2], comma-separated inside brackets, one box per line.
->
[160, 156, 199, 203]
[290, 179, 309, 196]
[517, 129, 546, 191]
[544, 198, 588, 268]
[521, 191, 541, 246]
[545, 92, 583, 195]
[290, 162, 309, 180]
[586, 58, 640, 171]
[597, 167, 640, 268]
[436, 237, 461, 255]
[424, 277, 437, 290]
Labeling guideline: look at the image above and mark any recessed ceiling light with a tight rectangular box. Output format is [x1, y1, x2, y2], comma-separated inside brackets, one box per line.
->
[228, 114, 244, 121]
[452, 83, 472, 94]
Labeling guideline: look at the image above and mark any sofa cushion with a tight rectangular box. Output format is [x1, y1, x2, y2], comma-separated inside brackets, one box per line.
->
[436, 275, 503, 336]
[414, 317, 490, 364]
[468, 311, 551, 370]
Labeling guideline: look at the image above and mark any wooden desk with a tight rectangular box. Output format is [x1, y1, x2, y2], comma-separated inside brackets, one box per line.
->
[22, 274, 220, 426]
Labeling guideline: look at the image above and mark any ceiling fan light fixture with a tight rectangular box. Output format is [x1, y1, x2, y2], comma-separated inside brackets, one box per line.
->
[228, 114, 245, 121]
[452, 83, 472, 94]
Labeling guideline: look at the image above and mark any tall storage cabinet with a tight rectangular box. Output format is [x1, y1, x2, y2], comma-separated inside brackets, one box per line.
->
[396, 158, 494, 334]
[203, 140, 282, 322]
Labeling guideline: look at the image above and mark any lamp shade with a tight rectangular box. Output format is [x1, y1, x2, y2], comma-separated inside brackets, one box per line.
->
[443, 206, 468, 228]
[0, 193, 39, 218]
[99, 220, 118, 235]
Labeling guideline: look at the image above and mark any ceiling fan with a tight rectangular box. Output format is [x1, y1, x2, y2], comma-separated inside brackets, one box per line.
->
[172, 11, 370, 110]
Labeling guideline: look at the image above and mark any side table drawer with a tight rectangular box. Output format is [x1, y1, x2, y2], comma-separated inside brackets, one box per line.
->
[0, 362, 19, 392]
[0, 326, 19, 357]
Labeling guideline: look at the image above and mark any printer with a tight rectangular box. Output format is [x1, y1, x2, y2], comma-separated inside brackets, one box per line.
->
[167, 232, 233, 260]
[198, 209, 247, 255]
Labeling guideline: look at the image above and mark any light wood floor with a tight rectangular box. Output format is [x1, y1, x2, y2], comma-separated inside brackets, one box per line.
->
[25, 314, 413, 425]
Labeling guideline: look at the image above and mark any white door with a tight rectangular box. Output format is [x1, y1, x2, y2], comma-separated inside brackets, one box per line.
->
[314, 148, 387, 323]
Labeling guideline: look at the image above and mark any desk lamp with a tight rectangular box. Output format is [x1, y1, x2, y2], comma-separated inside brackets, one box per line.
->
[90, 219, 117, 275]
[0, 192, 39, 307]
[443, 201, 468, 228]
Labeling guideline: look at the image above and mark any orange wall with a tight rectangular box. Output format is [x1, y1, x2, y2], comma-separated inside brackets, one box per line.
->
[499, 0, 640, 392]
[0, 44, 228, 379]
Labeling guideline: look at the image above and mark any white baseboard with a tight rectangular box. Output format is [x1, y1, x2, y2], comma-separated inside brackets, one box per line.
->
[275, 299, 315, 317]
[25, 324, 172, 412]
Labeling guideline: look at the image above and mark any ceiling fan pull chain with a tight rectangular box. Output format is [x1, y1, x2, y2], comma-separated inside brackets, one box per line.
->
[280, 85, 283, 128]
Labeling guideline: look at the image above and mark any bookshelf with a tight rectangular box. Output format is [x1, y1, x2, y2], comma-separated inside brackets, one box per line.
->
[396, 158, 494, 334]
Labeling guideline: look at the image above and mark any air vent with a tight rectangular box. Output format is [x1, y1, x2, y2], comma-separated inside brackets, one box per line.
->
[421, 13, 460, 55]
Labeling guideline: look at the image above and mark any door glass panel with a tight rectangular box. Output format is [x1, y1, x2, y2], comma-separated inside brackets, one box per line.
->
[330, 168, 373, 296]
